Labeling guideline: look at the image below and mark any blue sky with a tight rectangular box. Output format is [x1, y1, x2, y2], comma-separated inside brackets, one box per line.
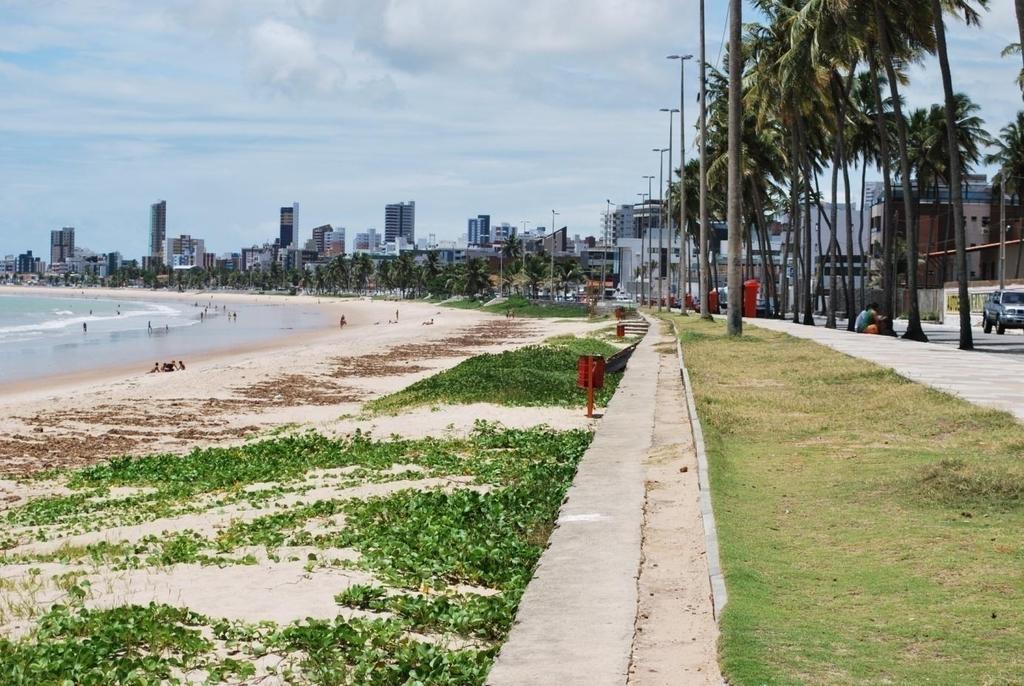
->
[0, 0, 1020, 261]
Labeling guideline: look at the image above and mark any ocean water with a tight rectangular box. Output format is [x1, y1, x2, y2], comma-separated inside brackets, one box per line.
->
[0, 291, 332, 385]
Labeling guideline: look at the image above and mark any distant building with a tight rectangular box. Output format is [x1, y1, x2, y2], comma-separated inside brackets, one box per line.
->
[467, 214, 491, 246]
[603, 204, 636, 241]
[493, 222, 514, 243]
[280, 203, 300, 249]
[49, 227, 74, 266]
[150, 201, 167, 265]
[312, 224, 333, 255]
[166, 234, 205, 269]
[324, 229, 346, 256]
[242, 244, 276, 272]
[17, 250, 42, 275]
[106, 252, 122, 275]
[385, 201, 415, 245]
[355, 228, 381, 253]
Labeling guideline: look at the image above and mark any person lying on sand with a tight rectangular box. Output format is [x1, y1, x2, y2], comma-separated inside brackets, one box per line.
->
[148, 363, 161, 373]
[162, 361, 177, 372]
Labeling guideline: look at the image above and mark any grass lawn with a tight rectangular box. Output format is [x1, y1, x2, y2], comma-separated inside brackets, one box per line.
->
[665, 315, 1024, 685]
[366, 336, 623, 414]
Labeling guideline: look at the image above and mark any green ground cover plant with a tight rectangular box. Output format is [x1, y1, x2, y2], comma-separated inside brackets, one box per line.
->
[442, 295, 593, 319]
[666, 315, 1024, 685]
[367, 337, 623, 414]
[0, 424, 592, 684]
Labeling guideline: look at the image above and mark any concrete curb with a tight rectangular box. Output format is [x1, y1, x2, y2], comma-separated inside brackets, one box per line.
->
[670, 319, 728, 620]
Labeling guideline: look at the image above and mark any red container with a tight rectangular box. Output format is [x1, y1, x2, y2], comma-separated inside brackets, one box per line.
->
[616, 323, 625, 338]
[708, 289, 719, 313]
[743, 279, 760, 318]
[576, 355, 606, 390]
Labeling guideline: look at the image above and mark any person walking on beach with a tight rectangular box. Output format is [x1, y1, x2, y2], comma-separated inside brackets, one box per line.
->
[395, 309, 399, 322]
[339, 315, 347, 328]
[148, 321, 152, 333]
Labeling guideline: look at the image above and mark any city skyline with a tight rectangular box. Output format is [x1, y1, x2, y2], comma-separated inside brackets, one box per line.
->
[0, 1, 1020, 261]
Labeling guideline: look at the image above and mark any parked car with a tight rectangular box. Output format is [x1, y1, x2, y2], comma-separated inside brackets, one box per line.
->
[982, 290, 1024, 334]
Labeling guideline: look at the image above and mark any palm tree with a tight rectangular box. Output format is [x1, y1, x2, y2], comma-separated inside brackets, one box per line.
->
[1014, 2, 1024, 92]
[930, 0, 989, 349]
[462, 258, 490, 298]
[726, 0, 743, 335]
[523, 254, 548, 299]
[986, 112, 1024, 280]
[698, 0, 712, 320]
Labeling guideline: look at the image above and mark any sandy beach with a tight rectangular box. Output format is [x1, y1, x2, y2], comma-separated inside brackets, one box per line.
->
[0, 287, 602, 476]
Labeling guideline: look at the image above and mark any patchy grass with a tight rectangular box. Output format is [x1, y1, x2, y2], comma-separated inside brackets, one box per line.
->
[441, 296, 596, 319]
[665, 314, 1024, 685]
[0, 424, 591, 685]
[366, 337, 623, 414]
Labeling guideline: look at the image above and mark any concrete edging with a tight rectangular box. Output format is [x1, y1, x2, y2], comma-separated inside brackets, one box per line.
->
[670, 319, 728, 620]
[485, 327, 655, 686]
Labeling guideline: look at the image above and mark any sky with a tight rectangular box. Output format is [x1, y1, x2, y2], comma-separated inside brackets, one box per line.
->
[0, 0, 1020, 261]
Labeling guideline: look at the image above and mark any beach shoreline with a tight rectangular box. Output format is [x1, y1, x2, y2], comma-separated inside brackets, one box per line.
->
[0, 285, 357, 397]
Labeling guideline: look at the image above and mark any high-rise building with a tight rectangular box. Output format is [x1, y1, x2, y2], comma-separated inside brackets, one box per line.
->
[385, 201, 415, 244]
[355, 228, 381, 253]
[467, 214, 491, 246]
[166, 234, 206, 269]
[324, 229, 346, 256]
[280, 202, 300, 249]
[604, 205, 636, 241]
[150, 201, 166, 264]
[312, 224, 332, 255]
[17, 250, 40, 274]
[49, 227, 74, 266]
[493, 222, 514, 243]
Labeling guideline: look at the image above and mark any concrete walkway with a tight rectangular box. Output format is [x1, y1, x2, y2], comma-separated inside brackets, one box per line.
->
[486, 323, 720, 686]
[749, 318, 1024, 422]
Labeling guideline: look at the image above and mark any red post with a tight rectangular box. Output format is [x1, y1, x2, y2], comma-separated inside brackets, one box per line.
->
[586, 362, 595, 418]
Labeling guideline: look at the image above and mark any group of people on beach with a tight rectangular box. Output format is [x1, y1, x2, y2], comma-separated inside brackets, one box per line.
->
[149, 360, 186, 373]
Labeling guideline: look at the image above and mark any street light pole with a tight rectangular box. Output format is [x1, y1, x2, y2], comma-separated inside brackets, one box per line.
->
[698, 0, 711, 320]
[550, 209, 559, 301]
[653, 147, 669, 311]
[668, 54, 693, 311]
[603, 199, 613, 304]
[642, 177, 655, 305]
[637, 192, 646, 302]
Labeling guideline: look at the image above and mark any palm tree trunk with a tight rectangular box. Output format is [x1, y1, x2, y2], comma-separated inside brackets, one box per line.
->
[868, 51, 895, 324]
[931, 0, 972, 349]
[698, 0, 712, 320]
[726, 0, 743, 335]
[875, 0, 927, 341]
[798, 118, 815, 325]
[790, 127, 802, 323]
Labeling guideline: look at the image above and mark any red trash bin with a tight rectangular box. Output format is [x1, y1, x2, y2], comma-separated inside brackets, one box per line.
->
[576, 355, 606, 389]
[743, 279, 760, 318]
[708, 289, 719, 314]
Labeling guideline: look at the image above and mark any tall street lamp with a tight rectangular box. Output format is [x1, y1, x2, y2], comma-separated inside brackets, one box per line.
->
[603, 199, 614, 304]
[668, 54, 693, 310]
[636, 192, 647, 301]
[550, 210, 559, 301]
[642, 176, 655, 305]
[660, 108, 679, 309]
[653, 148, 669, 311]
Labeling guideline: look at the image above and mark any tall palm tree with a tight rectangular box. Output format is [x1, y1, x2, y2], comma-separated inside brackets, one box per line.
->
[1015, 2, 1024, 92]
[930, 0, 989, 349]
[698, 0, 712, 320]
[726, 0, 743, 335]
[986, 112, 1024, 280]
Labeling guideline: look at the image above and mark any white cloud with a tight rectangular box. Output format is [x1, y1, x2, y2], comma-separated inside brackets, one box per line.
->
[247, 19, 345, 97]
